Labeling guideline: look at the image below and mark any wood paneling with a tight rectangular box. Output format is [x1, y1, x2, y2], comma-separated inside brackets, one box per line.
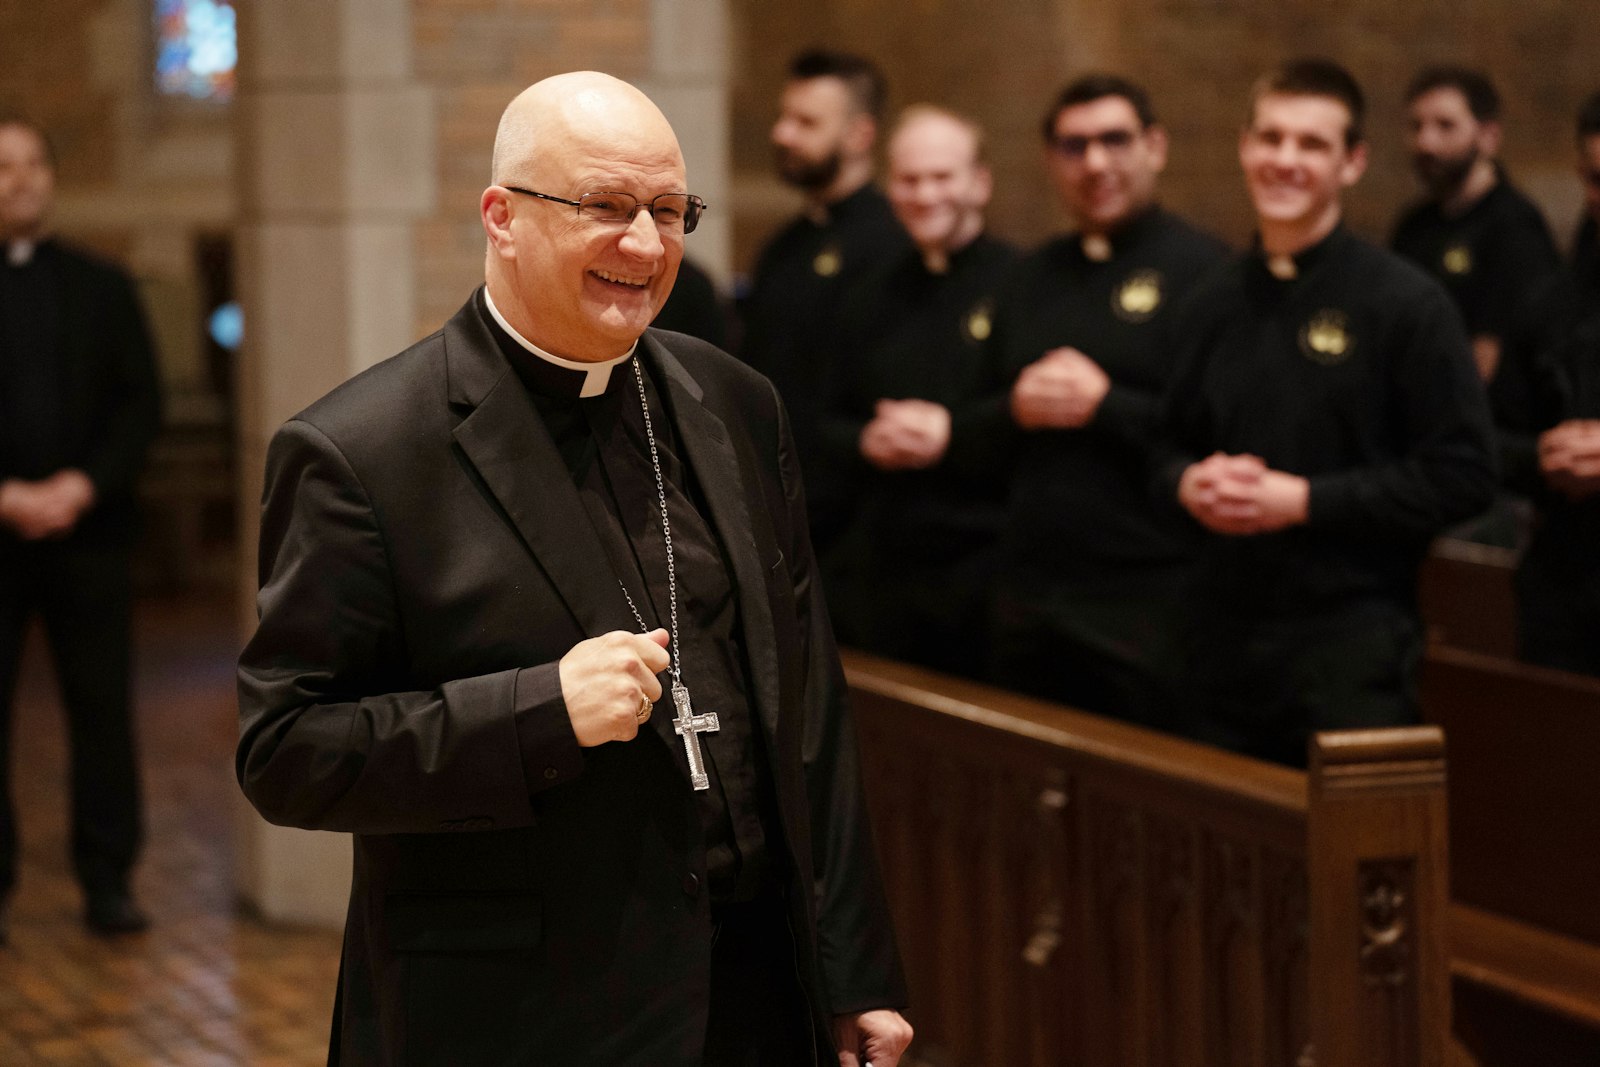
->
[847, 652, 1449, 1067]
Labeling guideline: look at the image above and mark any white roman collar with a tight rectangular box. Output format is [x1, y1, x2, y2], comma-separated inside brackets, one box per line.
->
[483, 287, 636, 398]
[6, 240, 37, 267]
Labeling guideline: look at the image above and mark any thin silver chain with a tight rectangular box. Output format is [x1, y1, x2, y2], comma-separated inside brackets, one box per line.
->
[616, 356, 681, 687]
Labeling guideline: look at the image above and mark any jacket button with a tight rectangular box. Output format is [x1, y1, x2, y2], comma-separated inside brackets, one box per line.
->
[682, 873, 700, 897]
[544, 766, 559, 780]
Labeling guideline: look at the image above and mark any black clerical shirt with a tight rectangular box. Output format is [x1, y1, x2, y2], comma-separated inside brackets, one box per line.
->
[822, 234, 1018, 564]
[1390, 177, 1560, 341]
[481, 293, 779, 905]
[1158, 227, 1497, 616]
[951, 207, 1230, 589]
[739, 184, 910, 546]
[0, 241, 67, 479]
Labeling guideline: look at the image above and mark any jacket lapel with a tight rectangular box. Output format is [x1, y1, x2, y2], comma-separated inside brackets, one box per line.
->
[642, 334, 785, 741]
[444, 296, 636, 640]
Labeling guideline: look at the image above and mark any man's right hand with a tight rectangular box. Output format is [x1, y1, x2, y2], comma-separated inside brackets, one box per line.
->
[559, 629, 671, 746]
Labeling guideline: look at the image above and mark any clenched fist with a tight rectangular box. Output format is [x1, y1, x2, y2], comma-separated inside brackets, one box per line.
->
[559, 629, 671, 747]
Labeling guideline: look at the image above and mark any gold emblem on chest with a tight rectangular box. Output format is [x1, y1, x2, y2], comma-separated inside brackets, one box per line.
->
[1442, 243, 1473, 276]
[963, 299, 995, 344]
[1112, 270, 1163, 323]
[1299, 308, 1354, 365]
[813, 244, 842, 278]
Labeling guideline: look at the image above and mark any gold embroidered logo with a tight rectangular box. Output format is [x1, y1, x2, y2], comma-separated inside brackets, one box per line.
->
[1299, 309, 1353, 365]
[1112, 270, 1163, 323]
[813, 244, 842, 278]
[1442, 243, 1473, 276]
[963, 299, 994, 344]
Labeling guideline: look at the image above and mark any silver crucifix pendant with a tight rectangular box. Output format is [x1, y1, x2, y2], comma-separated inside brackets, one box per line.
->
[670, 681, 720, 791]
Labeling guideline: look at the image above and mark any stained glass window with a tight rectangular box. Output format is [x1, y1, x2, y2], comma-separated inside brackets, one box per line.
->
[154, 0, 238, 103]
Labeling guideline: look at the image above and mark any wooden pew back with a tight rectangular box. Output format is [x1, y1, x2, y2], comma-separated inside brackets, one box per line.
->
[846, 652, 1449, 1067]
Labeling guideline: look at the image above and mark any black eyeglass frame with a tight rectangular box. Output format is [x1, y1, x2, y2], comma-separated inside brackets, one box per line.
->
[500, 185, 708, 235]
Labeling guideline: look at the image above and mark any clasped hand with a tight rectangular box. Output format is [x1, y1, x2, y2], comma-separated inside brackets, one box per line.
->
[1009, 346, 1110, 430]
[1538, 419, 1600, 501]
[858, 398, 951, 471]
[0, 469, 96, 540]
[1178, 452, 1309, 535]
[558, 629, 671, 746]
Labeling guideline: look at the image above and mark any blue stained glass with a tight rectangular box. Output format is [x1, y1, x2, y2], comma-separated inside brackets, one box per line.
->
[154, 0, 237, 103]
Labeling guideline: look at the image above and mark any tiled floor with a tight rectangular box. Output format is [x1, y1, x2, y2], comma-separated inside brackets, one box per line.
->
[0, 595, 341, 1066]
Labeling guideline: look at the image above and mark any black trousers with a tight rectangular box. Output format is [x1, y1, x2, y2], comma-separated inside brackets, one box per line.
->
[988, 570, 1191, 733]
[1182, 600, 1422, 768]
[0, 538, 142, 895]
[704, 890, 823, 1067]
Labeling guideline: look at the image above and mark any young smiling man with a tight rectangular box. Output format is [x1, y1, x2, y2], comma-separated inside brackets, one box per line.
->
[1156, 59, 1496, 767]
[951, 75, 1229, 727]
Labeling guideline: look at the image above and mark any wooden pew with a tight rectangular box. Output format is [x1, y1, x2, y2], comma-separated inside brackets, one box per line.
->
[845, 651, 1450, 1067]
[1420, 646, 1600, 1041]
[1418, 538, 1518, 659]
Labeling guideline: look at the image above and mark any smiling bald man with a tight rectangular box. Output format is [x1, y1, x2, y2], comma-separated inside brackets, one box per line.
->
[238, 73, 911, 1067]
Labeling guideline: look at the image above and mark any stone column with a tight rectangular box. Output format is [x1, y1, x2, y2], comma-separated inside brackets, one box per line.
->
[232, 0, 435, 927]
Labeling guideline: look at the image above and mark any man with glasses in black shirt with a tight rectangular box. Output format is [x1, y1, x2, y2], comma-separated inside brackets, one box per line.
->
[952, 75, 1228, 726]
[238, 73, 911, 1067]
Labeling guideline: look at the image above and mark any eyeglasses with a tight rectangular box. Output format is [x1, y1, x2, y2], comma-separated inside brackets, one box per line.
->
[501, 186, 707, 235]
[1048, 129, 1139, 160]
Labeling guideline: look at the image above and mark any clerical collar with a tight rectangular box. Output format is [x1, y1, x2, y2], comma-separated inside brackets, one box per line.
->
[1079, 206, 1161, 263]
[1255, 225, 1345, 282]
[483, 287, 634, 398]
[4, 239, 37, 267]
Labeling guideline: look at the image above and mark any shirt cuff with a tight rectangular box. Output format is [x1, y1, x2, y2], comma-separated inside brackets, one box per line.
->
[513, 663, 585, 793]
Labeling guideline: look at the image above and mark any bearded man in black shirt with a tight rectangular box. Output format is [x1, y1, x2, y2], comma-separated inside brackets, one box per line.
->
[952, 75, 1228, 725]
[741, 50, 908, 555]
[1159, 60, 1496, 767]
[1391, 67, 1560, 384]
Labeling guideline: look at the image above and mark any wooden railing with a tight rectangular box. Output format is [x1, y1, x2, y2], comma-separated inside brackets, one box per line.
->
[846, 652, 1450, 1067]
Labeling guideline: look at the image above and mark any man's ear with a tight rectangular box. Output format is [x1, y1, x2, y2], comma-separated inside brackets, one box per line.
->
[1479, 119, 1504, 160]
[1339, 140, 1370, 188]
[844, 112, 877, 159]
[482, 187, 517, 260]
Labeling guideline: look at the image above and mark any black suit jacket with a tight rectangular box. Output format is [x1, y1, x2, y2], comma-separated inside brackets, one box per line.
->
[237, 294, 905, 1066]
[0, 239, 161, 546]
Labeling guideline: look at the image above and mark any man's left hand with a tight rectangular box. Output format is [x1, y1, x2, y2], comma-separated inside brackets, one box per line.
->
[833, 1009, 913, 1067]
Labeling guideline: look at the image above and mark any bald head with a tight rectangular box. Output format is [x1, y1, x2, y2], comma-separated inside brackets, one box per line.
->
[492, 72, 683, 186]
[480, 72, 690, 363]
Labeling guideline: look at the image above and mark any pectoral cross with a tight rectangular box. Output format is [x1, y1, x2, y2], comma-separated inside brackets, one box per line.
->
[670, 681, 719, 791]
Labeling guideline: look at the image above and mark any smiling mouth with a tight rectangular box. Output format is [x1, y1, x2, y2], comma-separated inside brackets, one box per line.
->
[592, 269, 650, 289]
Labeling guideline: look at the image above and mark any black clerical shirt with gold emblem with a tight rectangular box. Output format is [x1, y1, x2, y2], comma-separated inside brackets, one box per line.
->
[479, 291, 780, 905]
[952, 207, 1230, 588]
[739, 184, 910, 548]
[1157, 227, 1498, 616]
[1390, 177, 1560, 341]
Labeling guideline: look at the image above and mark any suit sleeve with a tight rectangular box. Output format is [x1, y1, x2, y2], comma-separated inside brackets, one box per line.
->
[771, 382, 909, 1015]
[236, 417, 584, 835]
